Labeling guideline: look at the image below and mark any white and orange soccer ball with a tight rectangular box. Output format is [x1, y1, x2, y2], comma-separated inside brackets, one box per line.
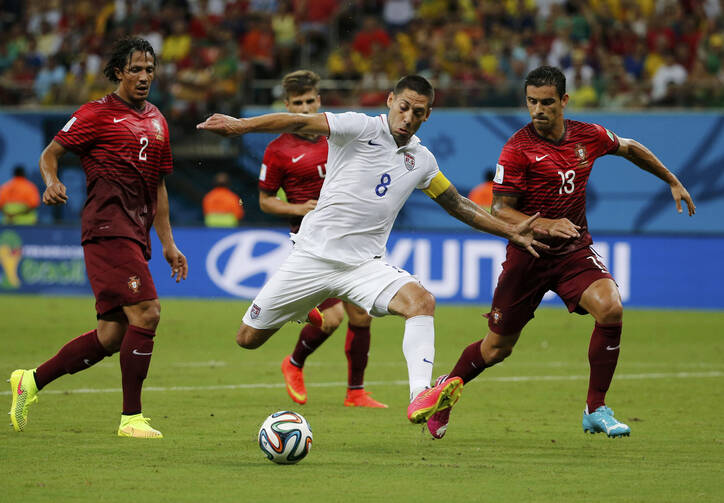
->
[258, 411, 313, 464]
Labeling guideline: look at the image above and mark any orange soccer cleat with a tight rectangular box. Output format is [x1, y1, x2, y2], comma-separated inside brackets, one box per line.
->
[281, 355, 307, 404]
[343, 389, 389, 408]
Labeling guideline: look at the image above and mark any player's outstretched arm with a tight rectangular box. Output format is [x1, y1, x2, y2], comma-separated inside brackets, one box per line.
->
[39, 140, 69, 205]
[154, 177, 188, 283]
[432, 184, 548, 257]
[615, 137, 696, 216]
[196, 113, 330, 138]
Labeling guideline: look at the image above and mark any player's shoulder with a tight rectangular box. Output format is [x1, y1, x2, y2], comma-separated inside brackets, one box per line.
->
[412, 141, 437, 164]
[74, 96, 109, 116]
[506, 123, 535, 143]
[329, 110, 379, 128]
[567, 119, 604, 138]
[144, 100, 164, 118]
[266, 133, 295, 152]
[502, 124, 537, 152]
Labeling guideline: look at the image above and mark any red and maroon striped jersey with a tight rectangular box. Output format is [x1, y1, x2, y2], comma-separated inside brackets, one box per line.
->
[54, 93, 172, 258]
[494, 119, 619, 255]
[258, 133, 328, 232]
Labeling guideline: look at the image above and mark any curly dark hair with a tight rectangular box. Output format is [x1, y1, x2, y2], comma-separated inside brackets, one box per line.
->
[525, 66, 566, 98]
[103, 37, 156, 83]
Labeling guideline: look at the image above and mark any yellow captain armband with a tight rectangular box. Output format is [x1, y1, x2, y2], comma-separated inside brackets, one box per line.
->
[422, 171, 452, 198]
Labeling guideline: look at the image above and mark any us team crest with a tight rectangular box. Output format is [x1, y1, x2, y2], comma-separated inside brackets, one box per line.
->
[250, 303, 261, 319]
[128, 275, 141, 294]
[404, 152, 415, 171]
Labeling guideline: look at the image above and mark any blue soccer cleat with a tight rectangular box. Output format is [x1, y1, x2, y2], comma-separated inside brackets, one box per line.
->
[582, 405, 631, 438]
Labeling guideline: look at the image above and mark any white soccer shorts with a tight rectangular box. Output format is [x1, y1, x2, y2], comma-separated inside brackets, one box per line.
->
[242, 249, 417, 329]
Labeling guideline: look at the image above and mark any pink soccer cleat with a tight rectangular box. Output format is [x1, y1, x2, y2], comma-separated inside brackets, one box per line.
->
[406, 375, 463, 424]
[427, 375, 453, 438]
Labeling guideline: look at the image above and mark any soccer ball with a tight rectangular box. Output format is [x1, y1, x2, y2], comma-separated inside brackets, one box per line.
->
[258, 411, 313, 464]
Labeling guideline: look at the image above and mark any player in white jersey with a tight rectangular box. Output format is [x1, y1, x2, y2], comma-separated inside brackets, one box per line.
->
[198, 75, 547, 425]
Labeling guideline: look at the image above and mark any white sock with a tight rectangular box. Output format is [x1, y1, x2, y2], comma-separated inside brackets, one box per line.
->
[402, 315, 435, 401]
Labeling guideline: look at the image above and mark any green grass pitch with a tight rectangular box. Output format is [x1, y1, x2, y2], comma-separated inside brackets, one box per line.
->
[1, 295, 722, 502]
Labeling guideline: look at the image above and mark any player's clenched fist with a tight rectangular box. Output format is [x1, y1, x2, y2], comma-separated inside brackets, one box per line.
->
[42, 181, 68, 205]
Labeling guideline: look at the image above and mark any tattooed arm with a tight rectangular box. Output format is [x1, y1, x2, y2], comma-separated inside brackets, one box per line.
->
[432, 184, 547, 257]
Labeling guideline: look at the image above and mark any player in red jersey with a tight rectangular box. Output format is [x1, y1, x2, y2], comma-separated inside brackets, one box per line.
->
[426, 66, 696, 439]
[259, 70, 387, 408]
[8, 37, 187, 438]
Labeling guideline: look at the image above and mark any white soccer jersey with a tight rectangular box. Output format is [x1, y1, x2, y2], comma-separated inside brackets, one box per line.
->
[293, 111, 439, 265]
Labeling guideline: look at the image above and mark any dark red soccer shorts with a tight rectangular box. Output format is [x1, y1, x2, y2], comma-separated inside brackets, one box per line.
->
[83, 237, 158, 317]
[486, 244, 615, 334]
[317, 298, 342, 311]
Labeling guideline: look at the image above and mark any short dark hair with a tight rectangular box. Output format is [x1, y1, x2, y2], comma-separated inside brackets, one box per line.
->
[282, 70, 320, 98]
[103, 37, 156, 83]
[13, 165, 26, 177]
[393, 75, 435, 106]
[525, 66, 566, 98]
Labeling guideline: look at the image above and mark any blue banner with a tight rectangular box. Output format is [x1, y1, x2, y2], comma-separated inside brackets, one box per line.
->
[2, 110, 723, 234]
[243, 108, 724, 235]
[5, 226, 720, 309]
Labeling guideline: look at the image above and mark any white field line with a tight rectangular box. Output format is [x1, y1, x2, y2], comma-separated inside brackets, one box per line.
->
[1, 371, 721, 396]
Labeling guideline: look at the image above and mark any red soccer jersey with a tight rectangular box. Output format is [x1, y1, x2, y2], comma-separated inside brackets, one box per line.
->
[54, 93, 172, 258]
[494, 120, 620, 255]
[258, 133, 328, 232]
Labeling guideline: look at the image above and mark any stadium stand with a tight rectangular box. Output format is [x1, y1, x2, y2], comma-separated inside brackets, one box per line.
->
[0, 0, 723, 112]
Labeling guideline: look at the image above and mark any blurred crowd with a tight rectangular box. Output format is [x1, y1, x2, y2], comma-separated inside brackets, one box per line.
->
[1, 0, 723, 118]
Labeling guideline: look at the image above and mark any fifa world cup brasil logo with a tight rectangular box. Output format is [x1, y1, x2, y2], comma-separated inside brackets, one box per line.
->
[0, 230, 22, 289]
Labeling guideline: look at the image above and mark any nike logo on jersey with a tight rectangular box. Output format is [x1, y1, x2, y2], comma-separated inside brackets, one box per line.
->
[132, 349, 153, 356]
[606, 345, 620, 351]
[113, 117, 127, 123]
[368, 140, 381, 146]
[535, 154, 549, 162]
[422, 358, 433, 364]
[291, 154, 306, 163]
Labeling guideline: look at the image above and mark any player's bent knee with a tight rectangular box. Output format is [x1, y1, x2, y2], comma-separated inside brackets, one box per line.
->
[598, 301, 623, 324]
[321, 308, 344, 334]
[411, 290, 436, 316]
[236, 325, 274, 349]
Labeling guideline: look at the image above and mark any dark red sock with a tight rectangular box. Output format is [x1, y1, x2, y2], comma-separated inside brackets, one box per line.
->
[345, 324, 370, 389]
[120, 325, 155, 415]
[587, 322, 622, 412]
[35, 330, 111, 390]
[290, 324, 331, 367]
[449, 340, 489, 384]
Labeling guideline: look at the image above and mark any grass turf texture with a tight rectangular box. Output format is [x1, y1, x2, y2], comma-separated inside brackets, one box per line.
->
[1, 295, 722, 502]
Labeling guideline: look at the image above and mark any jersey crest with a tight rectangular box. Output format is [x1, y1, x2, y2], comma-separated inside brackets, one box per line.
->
[128, 275, 141, 294]
[151, 119, 164, 140]
[404, 152, 415, 171]
[574, 143, 588, 167]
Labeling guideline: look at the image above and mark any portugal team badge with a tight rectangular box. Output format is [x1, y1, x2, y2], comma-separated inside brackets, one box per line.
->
[250, 303, 261, 319]
[152, 118, 164, 140]
[491, 307, 502, 325]
[128, 275, 141, 294]
[575, 143, 588, 164]
[404, 152, 415, 171]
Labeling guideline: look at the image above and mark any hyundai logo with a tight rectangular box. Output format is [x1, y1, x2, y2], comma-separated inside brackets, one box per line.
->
[206, 230, 292, 297]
